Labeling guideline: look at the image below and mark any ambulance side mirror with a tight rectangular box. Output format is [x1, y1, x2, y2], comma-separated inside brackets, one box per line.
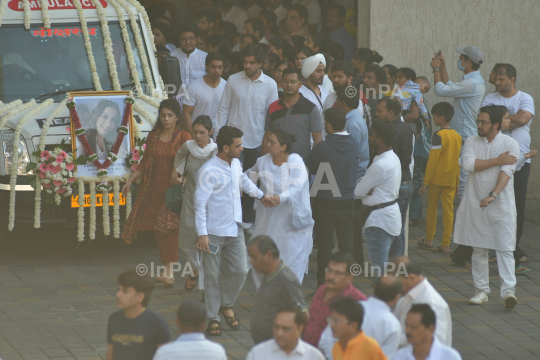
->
[156, 52, 182, 97]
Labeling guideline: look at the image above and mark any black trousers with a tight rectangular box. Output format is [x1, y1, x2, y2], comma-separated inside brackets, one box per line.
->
[241, 146, 262, 224]
[313, 198, 355, 286]
[514, 163, 530, 266]
[353, 199, 366, 264]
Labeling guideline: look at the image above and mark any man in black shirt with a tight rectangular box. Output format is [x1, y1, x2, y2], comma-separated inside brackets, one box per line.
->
[107, 270, 170, 360]
[376, 97, 414, 256]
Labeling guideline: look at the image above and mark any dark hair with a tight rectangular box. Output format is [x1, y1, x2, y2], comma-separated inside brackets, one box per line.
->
[398, 67, 416, 81]
[391, 256, 422, 276]
[269, 37, 291, 52]
[178, 23, 200, 39]
[156, 45, 170, 54]
[479, 105, 505, 129]
[216, 125, 244, 151]
[282, 66, 301, 81]
[383, 64, 398, 81]
[220, 21, 239, 39]
[117, 270, 154, 307]
[409, 304, 436, 329]
[354, 48, 383, 64]
[328, 4, 346, 18]
[92, 99, 121, 127]
[229, 52, 244, 72]
[496, 63, 517, 81]
[245, 18, 265, 39]
[152, 22, 173, 45]
[328, 251, 355, 274]
[331, 60, 353, 78]
[495, 105, 510, 116]
[276, 306, 306, 327]
[153, 15, 172, 27]
[337, 87, 359, 109]
[275, 60, 291, 69]
[197, 9, 218, 24]
[177, 300, 207, 328]
[288, 4, 308, 25]
[208, 35, 231, 58]
[192, 115, 213, 132]
[323, 108, 346, 132]
[266, 52, 281, 68]
[271, 129, 297, 153]
[431, 102, 454, 123]
[259, 9, 277, 28]
[288, 35, 304, 51]
[147, 3, 168, 22]
[241, 33, 258, 46]
[205, 51, 226, 66]
[374, 276, 403, 302]
[370, 121, 395, 147]
[259, 43, 269, 54]
[248, 235, 280, 258]
[295, 46, 313, 62]
[154, 98, 187, 131]
[328, 42, 345, 62]
[241, 43, 266, 63]
[491, 62, 504, 74]
[309, 32, 331, 53]
[378, 97, 402, 118]
[329, 297, 364, 330]
[364, 63, 387, 85]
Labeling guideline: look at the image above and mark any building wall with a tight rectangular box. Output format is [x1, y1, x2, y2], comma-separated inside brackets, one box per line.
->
[369, 0, 540, 197]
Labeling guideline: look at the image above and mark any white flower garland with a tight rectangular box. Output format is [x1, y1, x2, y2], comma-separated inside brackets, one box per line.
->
[34, 177, 41, 228]
[0, 0, 7, 27]
[0, 99, 36, 129]
[90, 0, 121, 90]
[89, 181, 96, 240]
[113, 180, 120, 238]
[133, 102, 157, 127]
[117, 0, 155, 94]
[22, 0, 30, 30]
[39, 0, 50, 29]
[102, 188, 110, 235]
[78, 180, 85, 241]
[0, 99, 22, 116]
[139, 94, 160, 108]
[38, 100, 67, 151]
[8, 99, 53, 231]
[126, 191, 132, 218]
[73, 0, 102, 91]
[123, 0, 156, 52]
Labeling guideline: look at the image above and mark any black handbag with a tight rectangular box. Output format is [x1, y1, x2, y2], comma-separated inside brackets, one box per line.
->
[165, 152, 189, 214]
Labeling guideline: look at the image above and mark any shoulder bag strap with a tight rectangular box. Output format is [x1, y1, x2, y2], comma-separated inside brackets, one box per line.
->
[305, 84, 324, 109]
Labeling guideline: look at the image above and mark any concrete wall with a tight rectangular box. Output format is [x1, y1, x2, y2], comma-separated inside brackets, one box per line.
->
[369, 0, 540, 197]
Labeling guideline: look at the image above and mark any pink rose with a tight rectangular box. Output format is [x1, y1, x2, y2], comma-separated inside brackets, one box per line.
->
[53, 180, 63, 187]
[60, 151, 68, 158]
[66, 162, 75, 171]
[68, 177, 76, 184]
[38, 171, 46, 179]
[56, 156, 64, 163]
[132, 148, 139, 154]
[39, 163, 48, 172]
[41, 150, 50, 158]
[142, 144, 146, 150]
[52, 165, 62, 174]
[47, 164, 55, 172]
[131, 164, 138, 171]
[43, 183, 51, 188]
[56, 188, 67, 194]
[132, 152, 140, 161]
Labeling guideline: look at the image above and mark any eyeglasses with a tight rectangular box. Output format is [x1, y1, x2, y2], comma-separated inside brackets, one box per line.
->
[327, 317, 351, 325]
[180, 36, 196, 42]
[476, 120, 491, 126]
[282, 80, 301, 86]
[325, 267, 347, 276]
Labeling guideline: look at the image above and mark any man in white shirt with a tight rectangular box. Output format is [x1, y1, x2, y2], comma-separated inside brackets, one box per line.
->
[241, 0, 263, 18]
[246, 306, 325, 360]
[194, 126, 274, 336]
[319, 274, 403, 360]
[183, 52, 227, 131]
[216, 44, 278, 227]
[152, 300, 227, 360]
[299, 54, 329, 114]
[170, 24, 208, 87]
[480, 64, 535, 273]
[292, 0, 321, 33]
[392, 256, 452, 348]
[354, 121, 402, 275]
[393, 304, 462, 360]
[267, 0, 287, 23]
[219, 0, 248, 34]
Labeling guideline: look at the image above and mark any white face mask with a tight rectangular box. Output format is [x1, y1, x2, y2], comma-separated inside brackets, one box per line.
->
[457, 58, 466, 72]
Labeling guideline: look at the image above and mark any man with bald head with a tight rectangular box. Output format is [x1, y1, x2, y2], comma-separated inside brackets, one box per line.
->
[392, 256, 452, 349]
[319, 274, 403, 359]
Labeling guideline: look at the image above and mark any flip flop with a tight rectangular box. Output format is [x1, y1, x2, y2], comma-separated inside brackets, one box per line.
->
[219, 306, 241, 330]
[431, 246, 451, 255]
[206, 320, 221, 337]
[184, 273, 199, 291]
[417, 238, 433, 250]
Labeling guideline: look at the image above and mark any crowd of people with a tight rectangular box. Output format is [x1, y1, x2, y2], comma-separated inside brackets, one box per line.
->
[105, 0, 536, 359]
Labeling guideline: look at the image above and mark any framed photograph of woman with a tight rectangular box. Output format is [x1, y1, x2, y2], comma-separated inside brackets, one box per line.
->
[69, 91, 135, 178]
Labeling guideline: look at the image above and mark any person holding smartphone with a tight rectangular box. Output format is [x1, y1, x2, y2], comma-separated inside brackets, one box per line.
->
[194, 125, 275, 337]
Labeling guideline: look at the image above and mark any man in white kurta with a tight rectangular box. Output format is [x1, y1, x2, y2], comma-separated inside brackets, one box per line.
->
[454, 106, 520, 308]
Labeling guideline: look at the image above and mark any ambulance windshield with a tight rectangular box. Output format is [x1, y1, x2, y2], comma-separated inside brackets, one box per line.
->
[0, 21, 152, 102]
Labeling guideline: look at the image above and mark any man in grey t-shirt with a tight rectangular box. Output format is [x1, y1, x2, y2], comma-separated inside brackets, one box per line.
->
[262, 67, 323, 160]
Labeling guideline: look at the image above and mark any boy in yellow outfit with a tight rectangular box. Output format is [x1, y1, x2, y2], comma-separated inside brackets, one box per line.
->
[418, 102, 462, 254]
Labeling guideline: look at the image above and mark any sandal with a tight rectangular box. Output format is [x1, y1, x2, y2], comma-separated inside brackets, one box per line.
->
[516, 265, 530, 275]
[431, 246, 451, 255]
[164, 276, 175, 288]
[417, 238, 433, 250]
[184, 273, 199, 291]
[206, 320, 221, 336]
[519, 256, 529, 263]
[219, 306, 241, 330]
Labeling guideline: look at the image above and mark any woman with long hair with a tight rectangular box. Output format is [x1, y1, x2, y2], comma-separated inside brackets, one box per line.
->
[246, 129, 314, 284]
[351, 48, 383, 89]
[122, 99, 191, 287]
[171, 115, 218, 292]
[84, 100, 126, 160]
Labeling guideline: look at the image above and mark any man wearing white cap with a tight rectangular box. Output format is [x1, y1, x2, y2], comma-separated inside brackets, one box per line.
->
[299, 53, 329, 114]
[430, 46, 486, 199]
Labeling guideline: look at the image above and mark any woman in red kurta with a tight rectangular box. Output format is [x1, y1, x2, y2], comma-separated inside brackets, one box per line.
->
[122, 99, 191, 286]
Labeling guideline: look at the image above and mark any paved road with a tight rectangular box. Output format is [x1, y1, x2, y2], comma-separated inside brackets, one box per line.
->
[1, 200, 540, 360]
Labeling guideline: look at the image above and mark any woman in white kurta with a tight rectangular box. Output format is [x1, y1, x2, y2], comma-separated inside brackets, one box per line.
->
[246, 130, 314, 284]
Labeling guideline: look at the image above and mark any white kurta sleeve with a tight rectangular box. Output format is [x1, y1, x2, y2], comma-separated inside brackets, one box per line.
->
[318, 324, 336, 360]
[461, 137, 477, 173]
[500, 139, 520, 177]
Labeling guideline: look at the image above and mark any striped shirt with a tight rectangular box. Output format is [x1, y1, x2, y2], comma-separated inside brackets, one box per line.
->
[152, 333, 227, 360]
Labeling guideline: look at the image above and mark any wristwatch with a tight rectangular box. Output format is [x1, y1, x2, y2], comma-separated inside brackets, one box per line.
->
[489, 191, 498, 199]
[432, 67, 440, 73]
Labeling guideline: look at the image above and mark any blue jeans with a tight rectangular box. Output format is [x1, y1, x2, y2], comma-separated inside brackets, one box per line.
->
[396, 182, 414, 255]
[363, 226, 400, 278]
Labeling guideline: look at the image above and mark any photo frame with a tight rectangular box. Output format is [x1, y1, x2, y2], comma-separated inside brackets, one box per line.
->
[69, 91, 135, 179]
